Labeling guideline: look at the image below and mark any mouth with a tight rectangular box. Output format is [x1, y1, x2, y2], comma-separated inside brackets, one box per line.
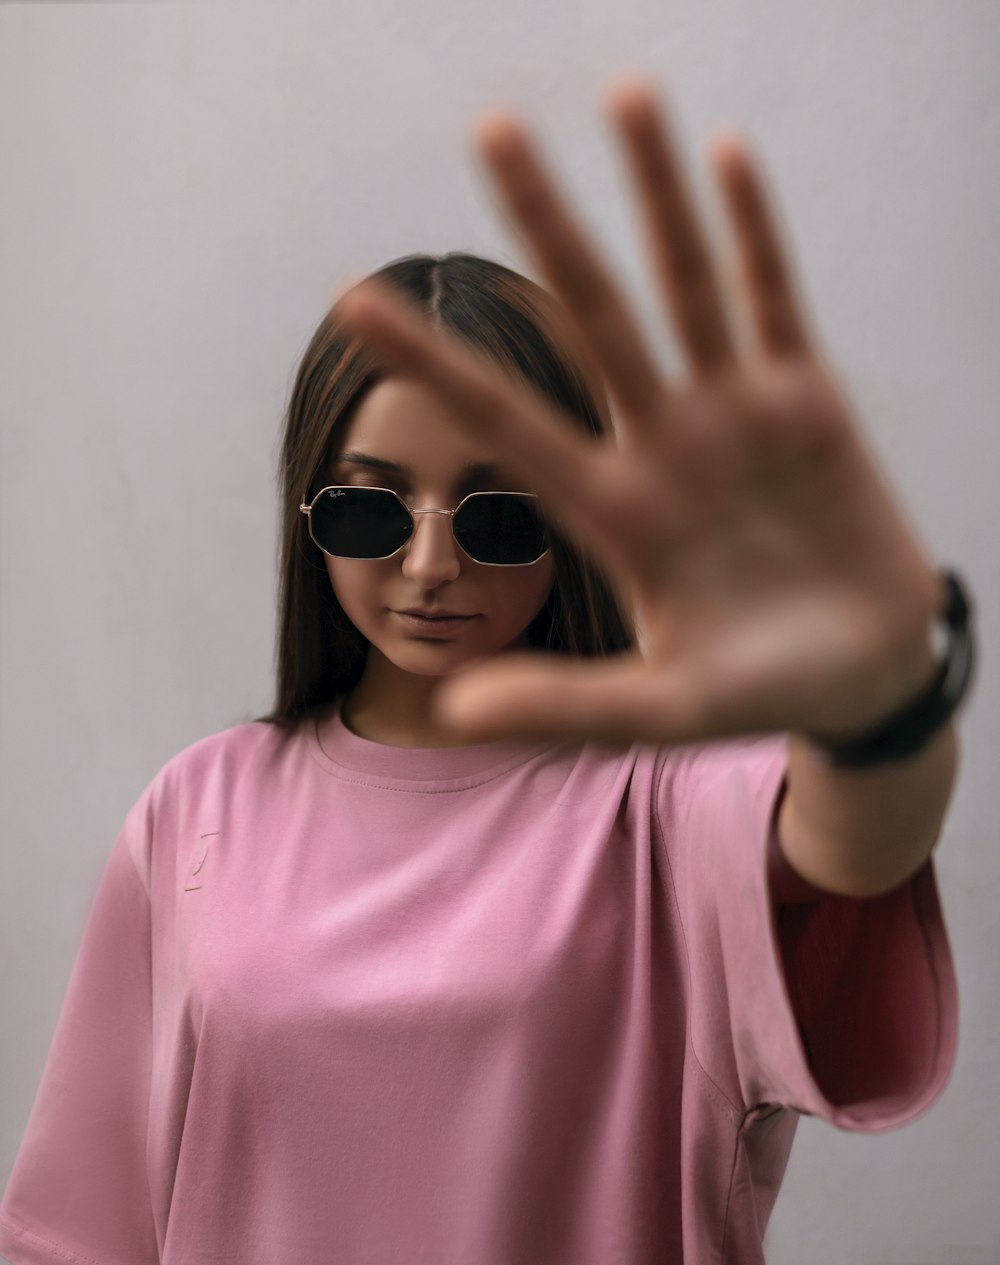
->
[397, 609, 473, 619]
[391, 610, 479, 635]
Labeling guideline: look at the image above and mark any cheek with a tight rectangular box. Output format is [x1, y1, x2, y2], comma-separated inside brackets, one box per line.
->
[324, 559, 382, 627]
[492, 559, 555, 627]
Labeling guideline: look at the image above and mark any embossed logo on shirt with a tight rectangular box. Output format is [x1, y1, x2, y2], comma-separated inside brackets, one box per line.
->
[184, 832, 218, 892]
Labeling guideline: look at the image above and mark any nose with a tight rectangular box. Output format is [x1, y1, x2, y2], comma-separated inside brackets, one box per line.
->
[400, 509, 462, 587]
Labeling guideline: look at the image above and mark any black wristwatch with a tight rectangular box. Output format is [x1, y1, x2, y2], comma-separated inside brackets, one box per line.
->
[803, 569, 976, 768]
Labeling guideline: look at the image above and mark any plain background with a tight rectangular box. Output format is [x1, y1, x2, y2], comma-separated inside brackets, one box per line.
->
[1, 2, 997, 1261]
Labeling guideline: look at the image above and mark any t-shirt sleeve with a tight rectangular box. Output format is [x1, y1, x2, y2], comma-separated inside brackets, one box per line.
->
[0, 793, 161, 1265]
[658, 733, 958, 1129]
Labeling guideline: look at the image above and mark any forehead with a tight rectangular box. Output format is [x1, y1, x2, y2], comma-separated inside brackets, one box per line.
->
[334, 378, 510, 475]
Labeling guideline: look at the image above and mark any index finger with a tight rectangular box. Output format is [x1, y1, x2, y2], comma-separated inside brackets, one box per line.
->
[333, 279, 618, 558]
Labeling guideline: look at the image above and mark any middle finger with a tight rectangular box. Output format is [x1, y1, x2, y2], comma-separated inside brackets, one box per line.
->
[606, 77, 739, 376]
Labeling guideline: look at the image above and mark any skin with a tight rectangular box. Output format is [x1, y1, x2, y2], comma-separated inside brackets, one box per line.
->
[321, 376, 555, 748]
[328, 75, 959, 898]
[330, 79, 943, 751]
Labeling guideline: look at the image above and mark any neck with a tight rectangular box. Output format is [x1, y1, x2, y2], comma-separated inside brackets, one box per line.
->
[339, 651, 476, 748]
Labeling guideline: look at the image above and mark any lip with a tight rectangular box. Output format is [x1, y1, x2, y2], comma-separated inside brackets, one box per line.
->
[392, 610, 478, 636]
[397, 608, 473, 619]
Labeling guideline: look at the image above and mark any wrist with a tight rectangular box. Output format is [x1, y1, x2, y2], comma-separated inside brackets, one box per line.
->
[804, 637, 940, 748]
[800, 569, 975, 769]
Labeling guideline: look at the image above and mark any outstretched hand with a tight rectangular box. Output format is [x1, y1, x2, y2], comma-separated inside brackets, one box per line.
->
[334, 75, 942, 747]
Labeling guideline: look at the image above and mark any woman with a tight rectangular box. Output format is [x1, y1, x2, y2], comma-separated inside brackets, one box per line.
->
[0, 77, 971, 1264]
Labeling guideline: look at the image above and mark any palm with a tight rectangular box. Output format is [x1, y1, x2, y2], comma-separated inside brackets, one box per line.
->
[587, 363, 932, 746]
[335, 76, 941, 747]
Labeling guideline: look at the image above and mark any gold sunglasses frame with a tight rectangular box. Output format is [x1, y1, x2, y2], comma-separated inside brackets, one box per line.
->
[298, 485, 552, 567]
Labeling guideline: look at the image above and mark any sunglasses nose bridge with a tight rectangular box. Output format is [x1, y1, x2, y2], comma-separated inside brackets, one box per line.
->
[400, 506, 468, 581]
[406, 506, 461, 552]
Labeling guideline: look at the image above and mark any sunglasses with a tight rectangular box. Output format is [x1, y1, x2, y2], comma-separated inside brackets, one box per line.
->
[299, 485, 551, 566]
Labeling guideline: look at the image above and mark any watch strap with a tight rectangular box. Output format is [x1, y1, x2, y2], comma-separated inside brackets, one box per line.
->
[804, 569, 975, 768]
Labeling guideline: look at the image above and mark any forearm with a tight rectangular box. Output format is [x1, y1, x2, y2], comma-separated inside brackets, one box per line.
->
[777, 718, 959, 898]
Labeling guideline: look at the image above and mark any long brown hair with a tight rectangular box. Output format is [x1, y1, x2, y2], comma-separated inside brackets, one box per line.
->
[252, 252, 634, 732]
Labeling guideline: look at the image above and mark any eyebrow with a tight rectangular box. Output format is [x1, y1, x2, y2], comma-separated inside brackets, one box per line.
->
[335, 451, 512, 483]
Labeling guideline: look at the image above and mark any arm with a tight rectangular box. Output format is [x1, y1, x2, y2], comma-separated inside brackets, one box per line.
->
[776, 639, 960, 900]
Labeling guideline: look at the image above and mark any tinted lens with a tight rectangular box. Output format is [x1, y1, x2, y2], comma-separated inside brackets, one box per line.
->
[454, 493, 547, 564]
[310, 487, 412, 558]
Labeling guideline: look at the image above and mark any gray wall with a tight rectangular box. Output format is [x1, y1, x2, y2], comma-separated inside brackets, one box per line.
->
[1, 2, 997, 1261]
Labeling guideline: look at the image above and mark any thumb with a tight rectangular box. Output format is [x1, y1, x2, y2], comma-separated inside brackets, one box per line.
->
[434, 652, 698, 746]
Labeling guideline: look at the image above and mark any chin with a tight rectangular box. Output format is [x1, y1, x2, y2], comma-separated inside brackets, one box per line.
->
[384, 630, 529, 677]
[378, 643, 480, 677]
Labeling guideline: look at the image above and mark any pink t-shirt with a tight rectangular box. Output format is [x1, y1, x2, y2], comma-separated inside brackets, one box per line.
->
[0, 707, 957, 1264]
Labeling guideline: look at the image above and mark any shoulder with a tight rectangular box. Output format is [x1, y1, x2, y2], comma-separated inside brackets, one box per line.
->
[130, 719, 304, 822]
[650, 734, 790, 894]
[652, 732, 789, 807]
[118, 720, 309, 887]
[163, 717, 289, 778]
[170, 717, 291, 771]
